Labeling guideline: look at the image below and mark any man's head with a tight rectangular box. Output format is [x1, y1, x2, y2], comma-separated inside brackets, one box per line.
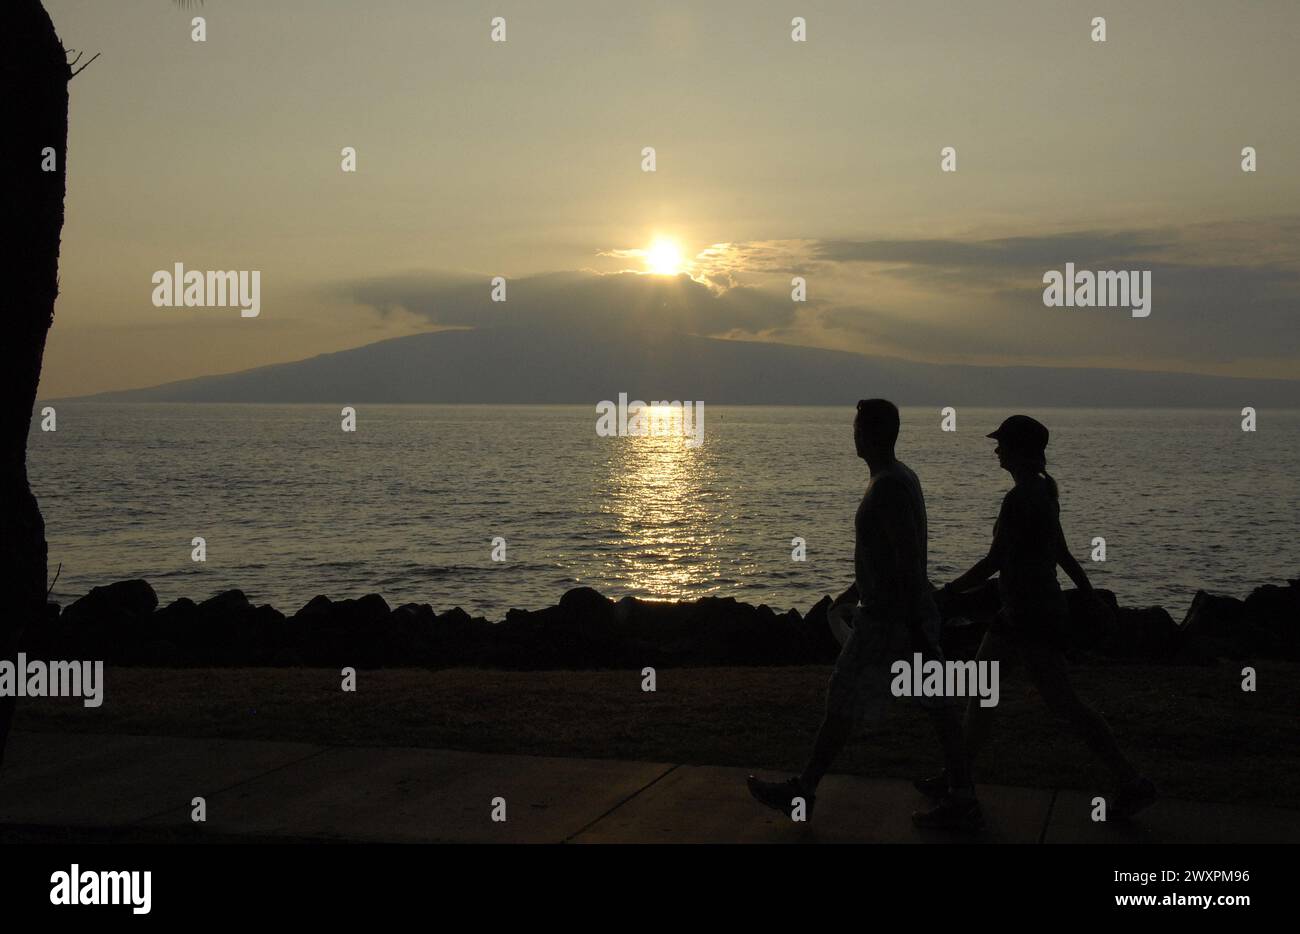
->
[854, 398, 900, 461]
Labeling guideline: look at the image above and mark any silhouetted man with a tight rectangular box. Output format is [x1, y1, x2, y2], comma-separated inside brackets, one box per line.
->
[747, 399, 982, 830]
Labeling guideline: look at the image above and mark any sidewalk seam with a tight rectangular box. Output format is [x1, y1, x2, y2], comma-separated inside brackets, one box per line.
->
[562, 763, 680, 843]
[1038, 788, 1058, 844]
[125, 745, 337, 827]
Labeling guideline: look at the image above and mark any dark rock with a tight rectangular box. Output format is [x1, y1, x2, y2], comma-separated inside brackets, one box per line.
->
[198, 589, 253, 617]
[157, 597, 198, 621]
[1061, 588, 1119, 650]
[312, 593, 391, 628]
[1244, 582, 1300, 621]
[134, 639, 185, 666]
[494, 593, 625, 668]
[382, 603, 438, 664]
[801, 595, 839, 660]
[347, 593, 392, 625]
[52, 580, 158, 662]
[1108, 605, 1180, 659]
[63, 579, 157, 623]
[42, 576, 1300, 669]
[435, 606, 474, 635]
[390, 603, 437, 650]
[283, 594, 395, 665]
[1175, 588, 1300, 659]
[393, 602, 436, 623]
[151, 597, 199, 648]
[440, 609, 493, 666]
[1180, 591, 1249, 658]
[183, 590, 261, 665]
[1243, 582, 1300, 658]
[613, 595, 638, 624]
[559, 587, 614, 620]
[293, 595, 334, 620]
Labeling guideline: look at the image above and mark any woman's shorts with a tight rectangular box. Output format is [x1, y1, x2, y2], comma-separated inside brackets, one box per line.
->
[993, 596, 1070, 647]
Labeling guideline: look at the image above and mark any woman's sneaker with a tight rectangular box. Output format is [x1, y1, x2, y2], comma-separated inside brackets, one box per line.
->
[746, 775, 815, 821]
[1112, 776, 1158, 818]
[912, 794, 985, 832]
[912, 769, 949, 799]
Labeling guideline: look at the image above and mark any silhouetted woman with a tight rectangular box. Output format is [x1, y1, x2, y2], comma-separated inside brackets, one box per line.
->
[926, 415, 1156, 818]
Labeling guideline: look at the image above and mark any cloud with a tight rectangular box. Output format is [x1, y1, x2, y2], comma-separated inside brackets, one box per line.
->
[343, 269, 798, 338]
[812, 230, 1170, 270]
[343, 219, 1300, 378]
[810, 221, 1300, 372]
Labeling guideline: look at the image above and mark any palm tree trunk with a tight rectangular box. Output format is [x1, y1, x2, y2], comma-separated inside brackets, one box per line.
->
[0, 0, 68, 767]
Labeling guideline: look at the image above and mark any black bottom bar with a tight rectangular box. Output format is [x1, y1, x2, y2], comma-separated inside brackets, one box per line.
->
[2, 840, 1286, 921]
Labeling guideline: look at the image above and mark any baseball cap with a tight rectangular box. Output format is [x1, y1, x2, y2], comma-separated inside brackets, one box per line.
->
[986, 414, 1049, 451]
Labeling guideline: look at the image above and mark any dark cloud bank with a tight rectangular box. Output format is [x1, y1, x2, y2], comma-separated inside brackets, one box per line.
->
[80, 225, 1300, 406]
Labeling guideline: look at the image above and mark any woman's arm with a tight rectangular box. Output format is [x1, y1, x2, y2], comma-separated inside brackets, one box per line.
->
[1055, 520, 1092, 592]
[945, 553, 997, 594]
[944, 495, 1011, 594]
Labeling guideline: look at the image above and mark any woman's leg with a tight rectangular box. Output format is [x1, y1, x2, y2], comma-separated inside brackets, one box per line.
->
[1019, 635, 1139, 784]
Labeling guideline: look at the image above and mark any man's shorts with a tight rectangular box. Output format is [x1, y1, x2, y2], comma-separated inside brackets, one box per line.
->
[825, 602, 952, 725]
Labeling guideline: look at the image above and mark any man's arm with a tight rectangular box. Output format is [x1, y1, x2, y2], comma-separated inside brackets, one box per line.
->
[875, 476, 927, 612]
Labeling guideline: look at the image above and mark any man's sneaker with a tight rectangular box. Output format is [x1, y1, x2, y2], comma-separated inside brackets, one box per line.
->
[746, 775, 815, 822]
[912, 770, 949, 799]
[1111, 776, 1158, 818]
[912, 794, 984, 832]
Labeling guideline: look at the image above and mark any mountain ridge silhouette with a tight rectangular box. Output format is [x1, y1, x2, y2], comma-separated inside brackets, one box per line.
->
[59, 327, 1300, 407]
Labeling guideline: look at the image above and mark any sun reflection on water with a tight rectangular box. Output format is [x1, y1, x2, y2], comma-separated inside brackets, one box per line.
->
[597, 407, 725, 598]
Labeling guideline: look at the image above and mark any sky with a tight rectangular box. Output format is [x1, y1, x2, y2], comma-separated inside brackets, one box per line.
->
[39, 0, 1300, 397]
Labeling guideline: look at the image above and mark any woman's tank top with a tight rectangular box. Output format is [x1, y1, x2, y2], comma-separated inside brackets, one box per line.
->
[993, 475, 1065, 618]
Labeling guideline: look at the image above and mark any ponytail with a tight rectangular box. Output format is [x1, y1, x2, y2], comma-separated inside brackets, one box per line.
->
[1041, 469, 1059, 501]
[1026, 450, 1059, 500]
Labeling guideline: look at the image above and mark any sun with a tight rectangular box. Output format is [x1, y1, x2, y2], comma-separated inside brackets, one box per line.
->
[645, 237, 686, 275]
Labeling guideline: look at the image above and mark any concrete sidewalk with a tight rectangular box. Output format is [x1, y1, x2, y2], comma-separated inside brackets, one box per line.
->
[2, 731, 1296, 844]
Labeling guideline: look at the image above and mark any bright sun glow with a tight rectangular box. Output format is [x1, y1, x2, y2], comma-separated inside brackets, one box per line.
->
[645, 238, 686, 275]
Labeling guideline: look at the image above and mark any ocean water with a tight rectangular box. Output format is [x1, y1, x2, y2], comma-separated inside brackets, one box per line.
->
[28, 404, 1299, 620]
